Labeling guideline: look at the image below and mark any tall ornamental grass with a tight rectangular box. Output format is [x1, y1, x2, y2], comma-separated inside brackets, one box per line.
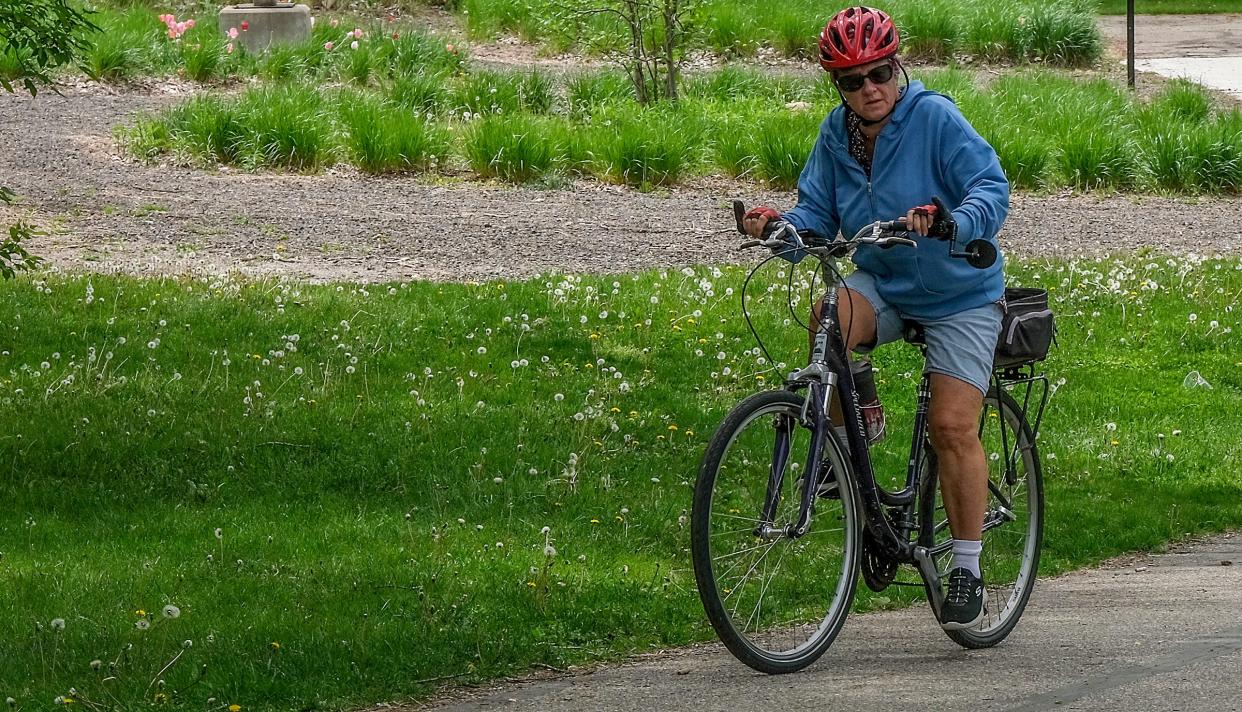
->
[339, 93, 450, 174]
[463, 114, 558, 182]
[121, 65, 1242, 195]
[461, 0, 1101, 67]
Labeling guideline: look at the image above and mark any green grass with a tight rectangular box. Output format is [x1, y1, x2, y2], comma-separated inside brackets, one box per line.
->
[121, 65, 1242, 195]
[1097, 0, 1242, 12]
[68, 7, 465, 86]
[463, 114, 557, 181]
[0, 254, 1239, 710]
[339, 92, 450, 173]
[461, 0, 1102, 67]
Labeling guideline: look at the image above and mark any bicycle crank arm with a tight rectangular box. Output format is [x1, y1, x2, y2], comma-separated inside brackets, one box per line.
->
[913, 546, 945, 620]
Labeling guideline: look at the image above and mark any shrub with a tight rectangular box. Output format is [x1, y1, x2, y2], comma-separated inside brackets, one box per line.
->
[455, 69, 553, 116]
[259, 45, 308, 83]
[234, 84, 332, 171]
[173, 95, 243, 164]
[1150, 78, 1213, 124]
[591, 109, 697, 186]
[340, 92, 448, 173]
[751, 110, 820, 189]
[565, 70, 634, 117]
[464, 114, 557, 182]
[899, 0, 960, 62]
[388, 70, 449, 115]
[1057, 128, 1137, 190]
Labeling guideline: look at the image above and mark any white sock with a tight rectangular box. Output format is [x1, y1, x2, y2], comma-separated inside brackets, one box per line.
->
[951, 539, 983, 578]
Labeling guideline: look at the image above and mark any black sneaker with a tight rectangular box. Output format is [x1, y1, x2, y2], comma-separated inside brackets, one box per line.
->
[940, 567, 986, 630]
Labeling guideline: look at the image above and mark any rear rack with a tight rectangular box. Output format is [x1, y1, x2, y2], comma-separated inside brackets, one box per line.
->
[991, 362, 1050, 462]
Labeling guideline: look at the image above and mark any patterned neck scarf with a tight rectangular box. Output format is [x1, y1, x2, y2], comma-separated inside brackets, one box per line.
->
[844, 108, 871, 178]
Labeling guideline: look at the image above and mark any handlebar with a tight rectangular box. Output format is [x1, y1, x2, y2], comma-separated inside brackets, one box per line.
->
[732, 199, 995, 270]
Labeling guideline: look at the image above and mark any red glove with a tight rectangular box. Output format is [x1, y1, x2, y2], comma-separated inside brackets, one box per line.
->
[744, 206, 781, 223]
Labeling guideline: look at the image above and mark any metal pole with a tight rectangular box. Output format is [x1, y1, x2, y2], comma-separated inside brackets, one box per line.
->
[1127, 0, 1136, 89]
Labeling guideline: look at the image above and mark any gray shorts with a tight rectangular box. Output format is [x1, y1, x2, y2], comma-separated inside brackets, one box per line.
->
[844, 270, 1002, 396]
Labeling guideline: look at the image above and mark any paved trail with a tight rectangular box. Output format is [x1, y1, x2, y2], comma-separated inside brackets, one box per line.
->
[417, 533, 1242, 712]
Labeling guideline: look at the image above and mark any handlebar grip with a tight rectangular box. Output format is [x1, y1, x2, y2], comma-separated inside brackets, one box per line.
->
[876, 219, 908, 233]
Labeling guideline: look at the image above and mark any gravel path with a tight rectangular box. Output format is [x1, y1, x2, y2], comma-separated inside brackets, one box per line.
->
[2, 83, 1239, 285]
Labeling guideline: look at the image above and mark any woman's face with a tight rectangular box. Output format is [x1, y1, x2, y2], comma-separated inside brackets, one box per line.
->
[837, 58, 899, 123]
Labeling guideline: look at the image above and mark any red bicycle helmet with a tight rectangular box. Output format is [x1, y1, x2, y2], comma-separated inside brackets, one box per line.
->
[818, 7, 900, 72]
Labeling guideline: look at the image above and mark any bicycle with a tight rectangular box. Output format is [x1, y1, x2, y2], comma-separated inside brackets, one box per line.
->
[690, 203, 1048, 674]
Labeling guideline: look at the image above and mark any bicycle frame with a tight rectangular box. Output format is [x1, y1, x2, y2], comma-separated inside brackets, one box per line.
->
[753, 255, 950, 612]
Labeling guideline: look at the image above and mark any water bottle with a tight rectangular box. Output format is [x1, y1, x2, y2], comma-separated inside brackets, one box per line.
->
[850, 358, 887, 444]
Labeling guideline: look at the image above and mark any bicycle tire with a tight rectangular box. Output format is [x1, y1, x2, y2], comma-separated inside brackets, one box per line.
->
[691, 389, 861, 673]
[919, 386, 1044, 649]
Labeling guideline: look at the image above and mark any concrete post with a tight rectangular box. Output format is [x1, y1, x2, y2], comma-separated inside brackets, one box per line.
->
[218, 3, 313, 54]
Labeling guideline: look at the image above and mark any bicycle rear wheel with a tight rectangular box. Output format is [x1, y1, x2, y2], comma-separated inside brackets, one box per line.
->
[920, 386, 1044, 648]
[691, 389, 860, 674]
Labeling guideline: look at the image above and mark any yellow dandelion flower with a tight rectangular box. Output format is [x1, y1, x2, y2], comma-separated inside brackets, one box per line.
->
[270, 641, 281, 650]
[629, 410, 638, 417]
[527, 581, 536, 587]
[1110, 439, 1119, 446]
[615, 516, 624, 522]
[657, 435, 666, 441]
[668, 424, 678, 431]
[589, 333, 601, 340]
[610, 407, 621, 413]
[229, 705, 241, 712]
[672, 325, 682, 332]
[135, 610, 146, 616]
[590, 518, 601, 524]
[685, 430, 694, 437]
[585, 363, 594, 369]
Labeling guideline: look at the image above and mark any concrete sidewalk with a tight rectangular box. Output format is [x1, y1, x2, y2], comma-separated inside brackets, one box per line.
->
[1098, 14, 1242, 97]
[420, 532, 1241, 712]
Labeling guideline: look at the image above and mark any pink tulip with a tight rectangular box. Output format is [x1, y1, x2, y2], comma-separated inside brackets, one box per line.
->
[241, 21, 249, 31]
[228, 27, 239, 39]
[324, 41, 334, 50]
[352, 28, 363, 39]
[186, 19, 195, 28]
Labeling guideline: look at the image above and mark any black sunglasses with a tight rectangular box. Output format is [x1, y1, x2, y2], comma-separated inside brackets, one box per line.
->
[834, 63, 895, 93]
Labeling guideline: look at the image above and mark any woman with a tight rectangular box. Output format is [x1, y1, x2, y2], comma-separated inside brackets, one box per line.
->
[742, 6, 1009, 631]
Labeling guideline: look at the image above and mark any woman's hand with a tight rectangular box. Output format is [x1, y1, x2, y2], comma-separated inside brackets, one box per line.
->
[742, 206, 781, 239]
[905, 206, 934, 236]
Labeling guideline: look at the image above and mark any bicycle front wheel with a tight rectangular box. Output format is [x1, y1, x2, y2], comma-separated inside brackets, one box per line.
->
[921, 386, 1044, 648]
[691, 389, 860, 674]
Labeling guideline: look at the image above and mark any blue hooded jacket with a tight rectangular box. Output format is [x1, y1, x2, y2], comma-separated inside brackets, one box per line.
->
[782, 80, 1009, 320]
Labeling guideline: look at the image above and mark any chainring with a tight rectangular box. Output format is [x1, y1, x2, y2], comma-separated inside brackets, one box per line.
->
[860, 527, 899, 592]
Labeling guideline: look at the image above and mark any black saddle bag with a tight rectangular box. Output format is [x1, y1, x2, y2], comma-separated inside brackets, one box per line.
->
[995, 287, 1055, 368]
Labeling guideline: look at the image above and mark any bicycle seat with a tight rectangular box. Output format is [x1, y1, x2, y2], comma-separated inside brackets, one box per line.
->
[902, 320, 926, 346]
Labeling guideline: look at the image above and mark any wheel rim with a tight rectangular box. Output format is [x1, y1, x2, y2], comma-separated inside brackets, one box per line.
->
[701, 401, 857, 661]
[930, 391, 1041, 635]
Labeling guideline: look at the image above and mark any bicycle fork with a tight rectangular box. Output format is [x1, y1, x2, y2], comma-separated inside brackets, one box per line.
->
[755, 376, 836, 541]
